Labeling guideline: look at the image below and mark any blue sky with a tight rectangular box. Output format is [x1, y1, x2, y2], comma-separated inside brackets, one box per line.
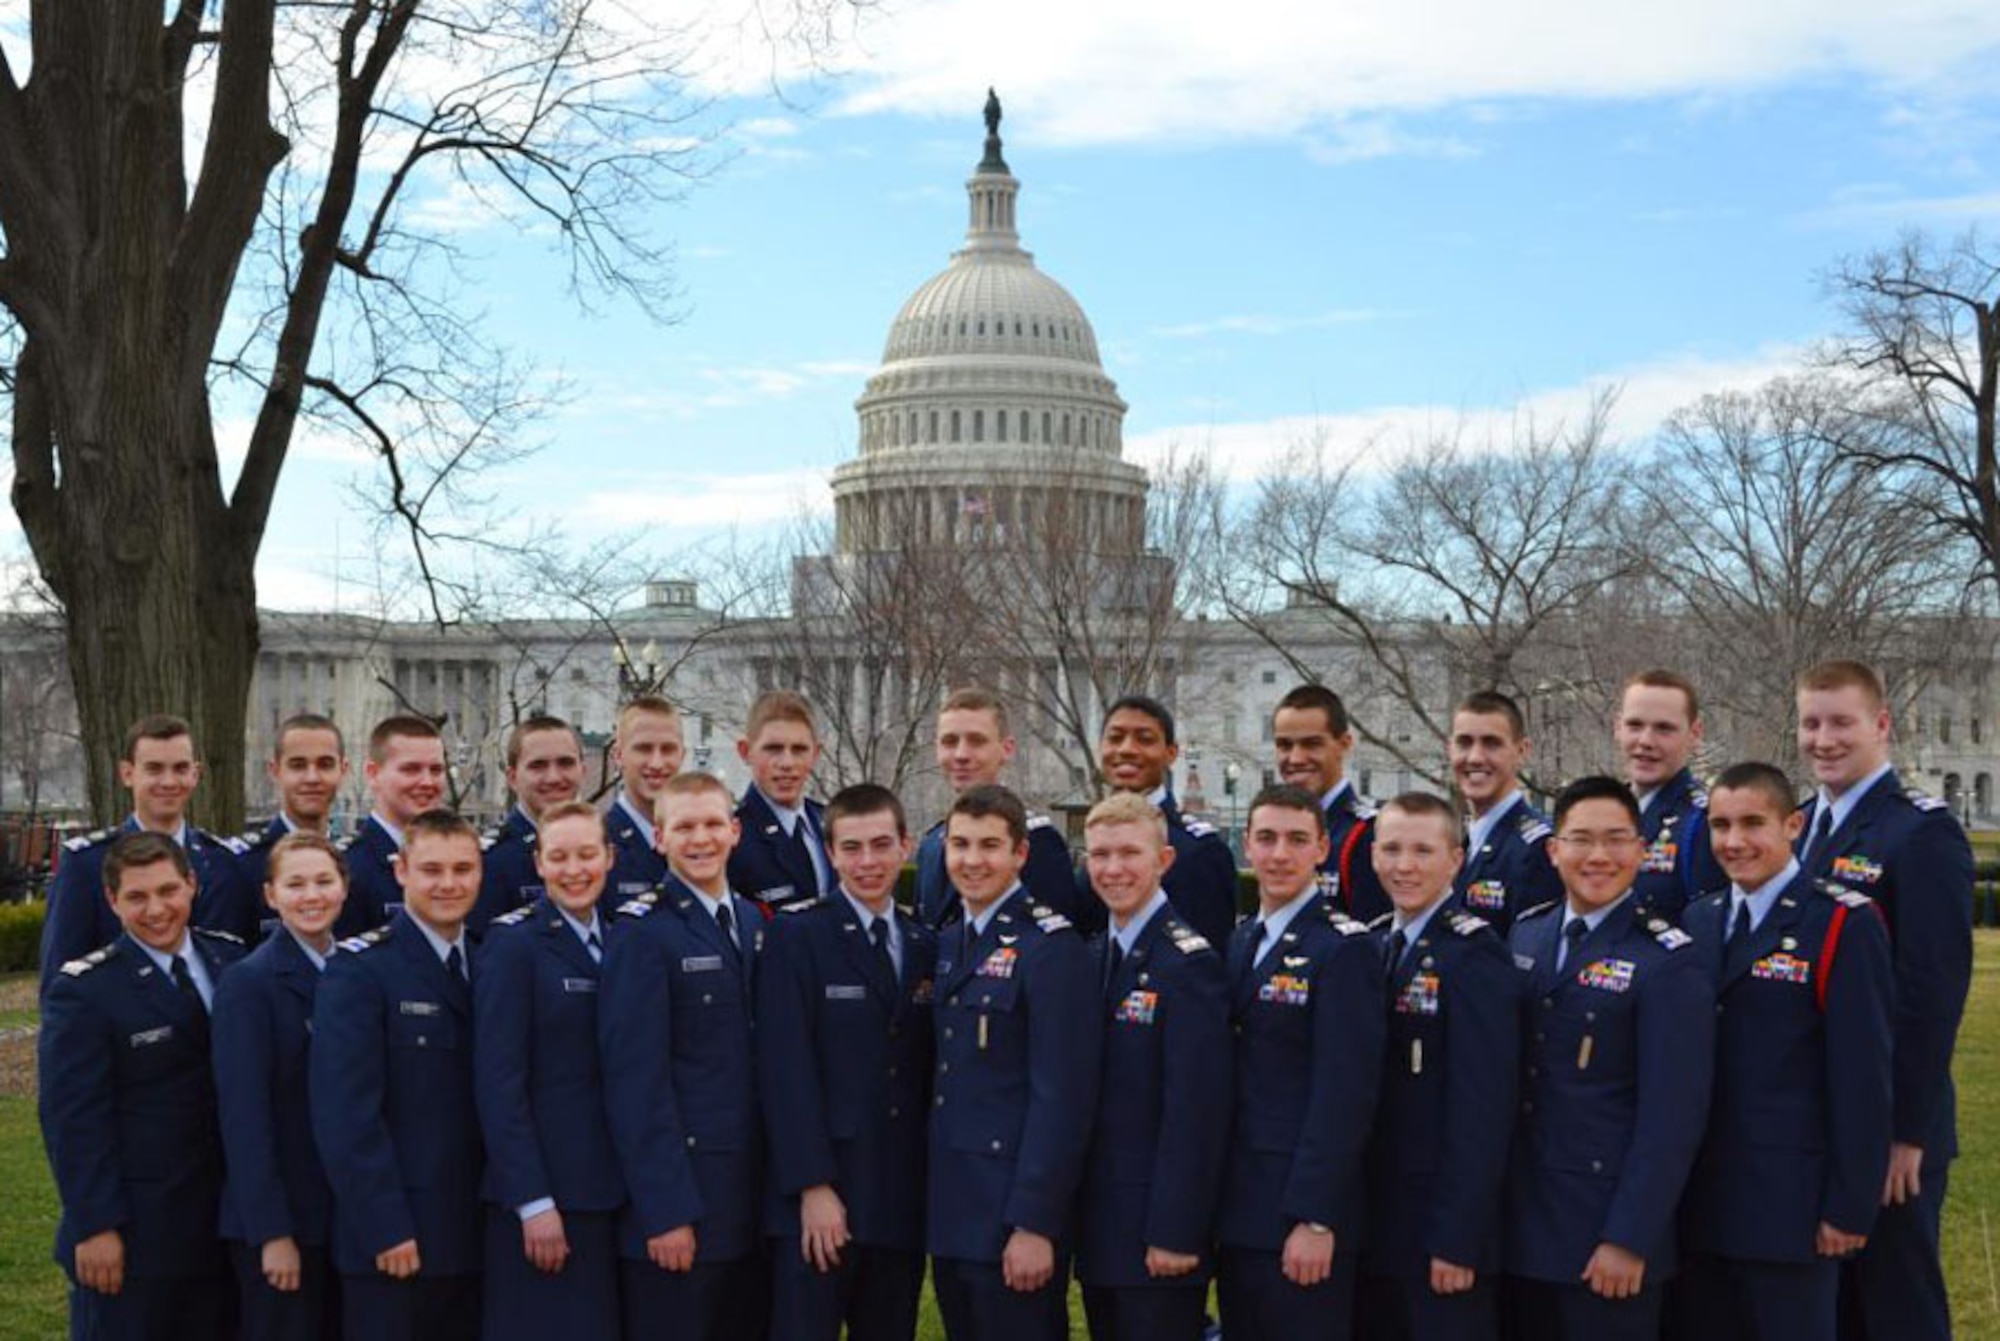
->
[7, 1, 2000, 611]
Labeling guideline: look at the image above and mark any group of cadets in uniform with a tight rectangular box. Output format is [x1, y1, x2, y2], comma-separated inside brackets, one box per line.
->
[32, 658, 1971, 1341]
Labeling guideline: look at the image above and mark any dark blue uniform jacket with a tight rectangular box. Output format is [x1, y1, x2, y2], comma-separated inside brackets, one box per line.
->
[927, 887, 1100, 1262]
[1363, 907, 1520, 1277]
[1160, 794, 1240, 953]
[334, 816, 404, 939]
[213, 928, 335, 1248]
[1075, 906, 1231, 1287]
[1681, 876, 1895, 1261]
[40, 929, 245, 1279]
[1218, 894, 1384, 1252]
[1450, 798, 1561, 936]
[1319, 787, 1389, 924]
[310, 912, 483, 1276]
[757, 894, 937, 1250]
[1797, 772, 1973, 1161]
[605, 794, 668, 902]
[729, 789, 829, 914]
[471, 808, 542, 939]
[599, 877, 764, 1261]
[474, 901, 627, 1216]
[1632, 769, 1722, 923]
[1504, 897, 1712, 1283]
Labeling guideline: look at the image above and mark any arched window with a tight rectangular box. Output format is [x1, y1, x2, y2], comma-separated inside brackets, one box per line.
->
[951, 410, 962, 442]
[928, 410, 939, 443]
[1020, 410, 1030, 441]
[973, 410, 984, 442]
[1979, 773, 1993, 815]
[996, 410, 1007, 443]
[1042, 411, 1052, 442]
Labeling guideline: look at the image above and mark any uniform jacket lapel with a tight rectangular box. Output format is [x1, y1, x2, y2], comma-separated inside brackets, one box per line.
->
[539, 904, 601, 980]
[121, 933, 205, 1034]
[833, 895, 899, 1008]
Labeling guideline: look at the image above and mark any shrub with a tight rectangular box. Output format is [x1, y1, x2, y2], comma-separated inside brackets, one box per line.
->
[0, 901, 44, 973]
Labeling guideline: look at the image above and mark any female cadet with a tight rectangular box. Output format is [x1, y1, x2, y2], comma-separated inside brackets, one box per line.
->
[472, 799, 625, 1338]
[212, 832, 350, 1340]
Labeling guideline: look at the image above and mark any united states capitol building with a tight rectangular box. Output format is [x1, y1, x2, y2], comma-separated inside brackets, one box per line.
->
[3, 99, 1996, 835]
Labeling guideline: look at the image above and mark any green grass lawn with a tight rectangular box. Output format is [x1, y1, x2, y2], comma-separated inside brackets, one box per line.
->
[4, 946, 2000, 1339]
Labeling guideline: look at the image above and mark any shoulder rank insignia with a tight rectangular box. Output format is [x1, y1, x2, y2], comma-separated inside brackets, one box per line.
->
[1516, 816, 1553, 843]
[1689, 791, 1709, 810]
[337, 926, 391, 954]
[60, 944, 118, 976]
[617, 891, 659, 918]
[1183, 817, 1219, 838]
[1651, 924, 1692, 950]
[492, 906, 534, 927]
[1514, 900, 1558, 924]
[64, 828, 114, 852]
[1367, 911, 1394, 931]
[1326, 911, 1369, 937]
[240, 825, 276, 849]
[1027, 813, 1055, 831]
[1167, 925, 1211, 953]
[1449, 912, 1489, 936]
[1032, 904, 1072, 932]
[783, 898, 820, 914]
[199, 828, 249, 855]
[1818, 879, 1874, 909]
[194, 927, 245, 945]
[1904, 788, 1947, 813]
[1350, 795, 1379, 820]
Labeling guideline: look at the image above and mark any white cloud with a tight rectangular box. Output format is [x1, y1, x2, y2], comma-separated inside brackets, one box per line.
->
[1803, 187, 2000, 227]
[579, 468, 832, 528]
[1125, 343, 1808, 483]
[1152, 310, 1382, 340]
[786, 0, 2000, 149]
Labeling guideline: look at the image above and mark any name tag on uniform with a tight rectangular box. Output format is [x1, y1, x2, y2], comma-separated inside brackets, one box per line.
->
[562, 978, 598, 994]
[129, 1026, 173, 1048]
[682, 955, 724, 973]
[1513, 953, 1536, 972]
[825, 984, 868, 1000]
[399, 1000, 441, 1016]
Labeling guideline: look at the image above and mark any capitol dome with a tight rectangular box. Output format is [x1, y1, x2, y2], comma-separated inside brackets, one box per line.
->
[831, 93, 1148, 557]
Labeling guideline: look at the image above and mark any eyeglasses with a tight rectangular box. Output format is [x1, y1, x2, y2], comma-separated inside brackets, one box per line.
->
[1552, 831, 1643, 853]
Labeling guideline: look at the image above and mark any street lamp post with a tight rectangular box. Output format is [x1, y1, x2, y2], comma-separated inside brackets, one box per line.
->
[1224, 760, 1242, 861]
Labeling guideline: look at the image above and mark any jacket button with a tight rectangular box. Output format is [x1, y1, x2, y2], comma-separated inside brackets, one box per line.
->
[686, 1136, 697, 1148]
[943, 1027, 954, 1040]
[1541, 999, 1553, 1010]
[888, 1107, 899, 1119]
[939, 1062, 949, 1075]
[1584, 1011, 1596, 1022]
[991, 1140, 1002, 1152]
[417, 1037, 427, 1047]
[935, 1095, 945, 1107]
[1591, 1159, 1603, 1173]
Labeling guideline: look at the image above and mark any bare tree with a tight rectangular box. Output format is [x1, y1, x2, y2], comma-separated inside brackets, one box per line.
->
[1627, 374, 1988, 763]
[0, 1, 853, 826]
[970, 448, 1223, 793]
[1823, 229, 2000, 589]
[1224, 397, 1631, 786]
